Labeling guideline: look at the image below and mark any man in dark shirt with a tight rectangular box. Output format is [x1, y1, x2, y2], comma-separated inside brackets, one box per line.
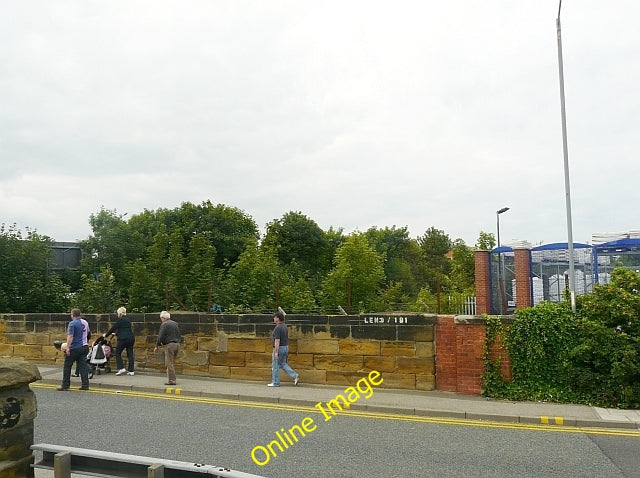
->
[153, 310, 181, 385]
[268, 311, 299, 387]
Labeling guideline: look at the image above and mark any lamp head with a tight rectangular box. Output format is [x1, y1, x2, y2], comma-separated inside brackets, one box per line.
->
[497, 207, 510, 215]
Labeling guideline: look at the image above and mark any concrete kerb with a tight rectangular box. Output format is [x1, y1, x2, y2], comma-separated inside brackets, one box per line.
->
[33, 365, 640, 431]
[575, 418, 638, 430]
[414, 408, 467, 420]
[519, 415, 578, 427]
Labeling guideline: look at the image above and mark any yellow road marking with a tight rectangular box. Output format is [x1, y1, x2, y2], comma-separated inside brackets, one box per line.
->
[31, 383, 640, 438]
[541, 416, 566, 425]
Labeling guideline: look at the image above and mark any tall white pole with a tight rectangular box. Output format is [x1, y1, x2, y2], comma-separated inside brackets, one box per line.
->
[556, 0, 576, 311]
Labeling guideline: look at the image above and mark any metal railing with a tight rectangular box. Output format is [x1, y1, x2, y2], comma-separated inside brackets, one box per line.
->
[449, 295, 476, 315]
[31, 444, 265, 478]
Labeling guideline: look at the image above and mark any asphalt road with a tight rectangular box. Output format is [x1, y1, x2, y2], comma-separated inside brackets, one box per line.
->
[32, 386, 640, 478]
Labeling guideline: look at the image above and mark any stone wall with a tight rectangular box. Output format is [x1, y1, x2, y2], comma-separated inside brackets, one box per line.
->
[0, 359, 41, 478]
[0, 312, 437, 391]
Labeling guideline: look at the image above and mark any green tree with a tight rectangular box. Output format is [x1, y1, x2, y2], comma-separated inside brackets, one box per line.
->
[0, 225, 70, 312]
[263, 211, 331, 278]
[93, 200, 257, 282]
[128, 260, 158, 312]
[371, 281, 409, 312]
[417, 227, 452, 293]
[138, 229, 190, 310]
[183, 233, 218, 311]
[80, 208, 144, 296]
[569, 268, 640, 406]
[476, 231, 496, 250]
[165, 232, 188, 309]
[160, 201, 258, 269]
[449, 239, 475, 293]
[73, 265, 122, 313]
[278, 278, 318, 313]
[324, 226, 346, 266]
[578, 268, 640, 336]
[409, 288, 437, 313]
[321, 234, 385, 313]
[220, 239, 283, 312]
[364, 226, 420, 298]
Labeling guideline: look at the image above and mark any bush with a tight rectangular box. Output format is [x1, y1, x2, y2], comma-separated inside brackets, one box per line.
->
[482, 268, 640, 408]
[504, 302, 579, 402]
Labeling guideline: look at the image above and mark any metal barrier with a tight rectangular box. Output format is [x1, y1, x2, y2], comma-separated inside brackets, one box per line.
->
[31, 444, 266, 478]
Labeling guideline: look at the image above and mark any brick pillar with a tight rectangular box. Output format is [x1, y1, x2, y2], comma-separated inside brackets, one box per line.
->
[435, 316, 457, 391]
[455, 322, 485, 395]
[436, 316, 512, 395]
[514, 248, 532, 310]
[474, 250, 491, 315]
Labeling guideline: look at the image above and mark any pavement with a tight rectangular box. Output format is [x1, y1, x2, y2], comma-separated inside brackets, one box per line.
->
[31, 363, 640, 477]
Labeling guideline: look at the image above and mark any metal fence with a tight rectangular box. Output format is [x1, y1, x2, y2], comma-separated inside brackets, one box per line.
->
[530, 243, 595, 306]
[449, 295, 477, 315]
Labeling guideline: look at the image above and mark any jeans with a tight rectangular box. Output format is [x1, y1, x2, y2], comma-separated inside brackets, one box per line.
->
[115, 338, 135, 372]
[271, 345, 298, 386]
[61, 345, 90, 389]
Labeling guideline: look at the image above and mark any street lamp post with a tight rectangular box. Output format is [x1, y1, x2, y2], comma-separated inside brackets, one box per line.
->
[496, 207, 510, 315]
[556, 0, 576, 311]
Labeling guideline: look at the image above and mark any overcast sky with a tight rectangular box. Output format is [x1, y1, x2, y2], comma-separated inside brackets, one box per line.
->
[1, 1, 638, 247]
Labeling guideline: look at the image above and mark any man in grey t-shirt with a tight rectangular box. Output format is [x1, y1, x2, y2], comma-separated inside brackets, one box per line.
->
[268, 311, 299, 387]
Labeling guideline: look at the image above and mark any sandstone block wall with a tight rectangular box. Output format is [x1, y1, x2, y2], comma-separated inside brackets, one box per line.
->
[0, 313, 437, 391]
[0, 359, 41, 478]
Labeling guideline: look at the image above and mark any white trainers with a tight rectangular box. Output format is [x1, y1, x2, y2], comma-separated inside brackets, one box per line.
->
[115, 369, 126, 376]
[127, 371, 135, 376]
[294, 376, 299, 386]
[267, 383, 279, 387]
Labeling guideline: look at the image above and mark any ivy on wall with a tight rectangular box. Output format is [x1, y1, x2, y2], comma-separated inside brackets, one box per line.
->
[481, 268, 640, 408]
[480, 314, 507, 397]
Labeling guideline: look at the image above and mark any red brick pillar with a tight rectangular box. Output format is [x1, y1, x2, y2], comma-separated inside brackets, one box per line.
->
[455, 321, 485, 395]
[435, 316, 457, 391]
[474, 250, 491, 315]
[514, 248, 532, 310]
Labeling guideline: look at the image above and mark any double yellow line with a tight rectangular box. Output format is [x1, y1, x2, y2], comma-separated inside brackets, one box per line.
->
[32, 383, 640, 438]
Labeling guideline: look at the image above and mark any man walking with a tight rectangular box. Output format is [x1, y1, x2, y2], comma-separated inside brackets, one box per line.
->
[58, 308, 90, 391]
[154, 310, 180, 385]
[268, 311, 299, 387]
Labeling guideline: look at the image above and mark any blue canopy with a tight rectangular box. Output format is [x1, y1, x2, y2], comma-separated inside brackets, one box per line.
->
[491, 246, 513, 253]
[531, 242, 592, 251]
[595, 238, 640, 253]
[492, 242, 592, 254]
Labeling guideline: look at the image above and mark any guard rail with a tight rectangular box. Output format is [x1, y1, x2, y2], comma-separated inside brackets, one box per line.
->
[31, 443, 265, 478]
